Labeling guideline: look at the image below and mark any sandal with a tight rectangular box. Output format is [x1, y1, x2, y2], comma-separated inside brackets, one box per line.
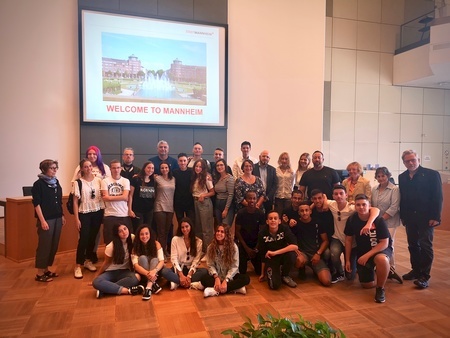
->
[35, 274, 53, 282]
[44, 270, 59, 278]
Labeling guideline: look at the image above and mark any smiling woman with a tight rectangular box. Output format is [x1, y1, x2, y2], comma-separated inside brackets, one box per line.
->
[198, 224, 250, 297]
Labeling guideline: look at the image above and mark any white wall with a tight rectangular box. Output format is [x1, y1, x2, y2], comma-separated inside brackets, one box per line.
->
[326, 0, 450, 180]
[0, 0, 80, 202]
[227, 0, 326, 166]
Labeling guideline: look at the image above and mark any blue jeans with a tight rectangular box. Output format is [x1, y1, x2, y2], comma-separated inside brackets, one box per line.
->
[330, 238, 357, 280]
[160, 266, 208, 284]
[137, 256, 159, 284]
[92, 269, 139, 295]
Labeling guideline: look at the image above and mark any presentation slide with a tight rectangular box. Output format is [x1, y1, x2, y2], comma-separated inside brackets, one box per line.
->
[81, 10, 226, 127]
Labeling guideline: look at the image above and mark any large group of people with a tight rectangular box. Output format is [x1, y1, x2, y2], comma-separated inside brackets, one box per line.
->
[31, 141, 443, 304]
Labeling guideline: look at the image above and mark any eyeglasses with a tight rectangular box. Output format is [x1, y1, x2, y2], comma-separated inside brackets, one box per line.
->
[91, 189, 95, 199]
[337, 211, 341, 222]
[186, 250, 190, 261]
[123, 154, 134, 156]
[49, 167, 58, 170]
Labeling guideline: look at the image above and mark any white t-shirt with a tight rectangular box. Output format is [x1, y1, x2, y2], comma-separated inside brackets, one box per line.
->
[101, 176, 130, 217]
[104, 235, 134, 271]
[327, 200, 355, 244]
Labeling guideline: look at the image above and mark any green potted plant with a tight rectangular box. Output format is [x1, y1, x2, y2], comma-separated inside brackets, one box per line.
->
[222, 313, 345, 337]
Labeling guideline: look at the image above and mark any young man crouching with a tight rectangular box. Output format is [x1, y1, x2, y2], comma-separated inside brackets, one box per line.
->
[344, 194, 392, 303]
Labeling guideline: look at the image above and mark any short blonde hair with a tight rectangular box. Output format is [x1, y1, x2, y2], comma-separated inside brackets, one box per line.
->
[346, 161, 362, 174]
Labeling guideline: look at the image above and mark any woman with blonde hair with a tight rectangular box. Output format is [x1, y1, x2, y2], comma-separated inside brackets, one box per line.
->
[274, 152, 295, 217]
[342, 161, 371, 203]
[294, 152, 311, 189]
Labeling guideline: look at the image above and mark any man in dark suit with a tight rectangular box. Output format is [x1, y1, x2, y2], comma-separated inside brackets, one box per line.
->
[399, 149, 443, 289]
[253, 150, 277, 214]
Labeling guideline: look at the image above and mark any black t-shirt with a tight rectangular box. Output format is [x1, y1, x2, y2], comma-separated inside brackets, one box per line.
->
[311, 208, 334, 241]
[173, 168, 194, 209]
[235, 208, 266, 247]
[130, 177, 155, 213]
[344, 214, 392, 257]
[257, 223, 297, 261]
[282, 205, 300, 226]
[299, 166, 340, 199]
[292, 218, 326, 255]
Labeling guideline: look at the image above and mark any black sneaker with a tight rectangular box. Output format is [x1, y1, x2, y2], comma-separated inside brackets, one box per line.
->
[375, 287, 386, 303]
[152, 282, 162, 294]
[388, 267, 403, 284]
[267, 267, 274, 289]
[129, 285, 145, 295]
[414, 277, 429, 289]
[142, 288, 151, 300]
[402, 270, 418, 281]
[331, 273, 344, 284]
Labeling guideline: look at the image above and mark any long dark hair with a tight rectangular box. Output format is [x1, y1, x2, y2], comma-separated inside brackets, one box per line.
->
[191, 159, 209, 192]
[176, 217, 198, 258]
[137, 161, 155, 186]
[207, 224, 235, 270]
[159, 160, 173, 179]
[133, 224, 158, 258]
[111, 224, 133, 266]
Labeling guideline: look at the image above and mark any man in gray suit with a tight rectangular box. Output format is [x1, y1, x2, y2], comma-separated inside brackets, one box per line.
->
[253, 150, 278, 215]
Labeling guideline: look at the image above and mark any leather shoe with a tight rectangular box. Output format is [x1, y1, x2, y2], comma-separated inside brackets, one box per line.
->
[402, 270, 418, 280]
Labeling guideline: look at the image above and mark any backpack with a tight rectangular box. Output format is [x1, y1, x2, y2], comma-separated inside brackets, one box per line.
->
[67, 179, 82, 215]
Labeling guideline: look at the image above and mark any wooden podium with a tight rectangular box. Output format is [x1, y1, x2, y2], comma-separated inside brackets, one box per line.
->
[3, 196, 90, 262]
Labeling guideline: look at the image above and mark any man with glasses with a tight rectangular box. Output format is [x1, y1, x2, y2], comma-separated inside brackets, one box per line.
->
[120, 147, 140, 180]
[399, 150, 443, 289]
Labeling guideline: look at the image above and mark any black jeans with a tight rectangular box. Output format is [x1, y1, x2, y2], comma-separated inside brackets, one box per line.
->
[405, 221, 434, 280]
[264, 251, 296, 289]
[201, 273, 250, 292]
[76, 210, 102, 264]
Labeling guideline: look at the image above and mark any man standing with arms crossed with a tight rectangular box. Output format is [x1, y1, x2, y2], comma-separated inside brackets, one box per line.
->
[399, 150, 443, 289]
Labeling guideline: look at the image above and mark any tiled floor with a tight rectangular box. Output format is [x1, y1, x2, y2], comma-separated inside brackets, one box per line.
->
[0, 226, 449, 337]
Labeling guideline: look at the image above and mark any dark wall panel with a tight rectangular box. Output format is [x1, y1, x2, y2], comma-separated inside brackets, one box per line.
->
[194, 0, 227, 24]
[78, 0, 120, 11]
[157, 0, 194, 20]
[120, 0, 158, 15]
[120, 126, 160, 156]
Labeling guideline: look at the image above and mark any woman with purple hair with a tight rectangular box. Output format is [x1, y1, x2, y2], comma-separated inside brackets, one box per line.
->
[72, 145, 111, 181]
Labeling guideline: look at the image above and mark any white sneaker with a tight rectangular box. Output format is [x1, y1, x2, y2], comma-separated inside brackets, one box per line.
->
[203, 287, 219, 298]
[170, 282, 179, 291]
[233, 286, 247, 295]
[84, 260, 97, 272]
[189, 281, 205, 291]
[74, 267, 83, 279]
